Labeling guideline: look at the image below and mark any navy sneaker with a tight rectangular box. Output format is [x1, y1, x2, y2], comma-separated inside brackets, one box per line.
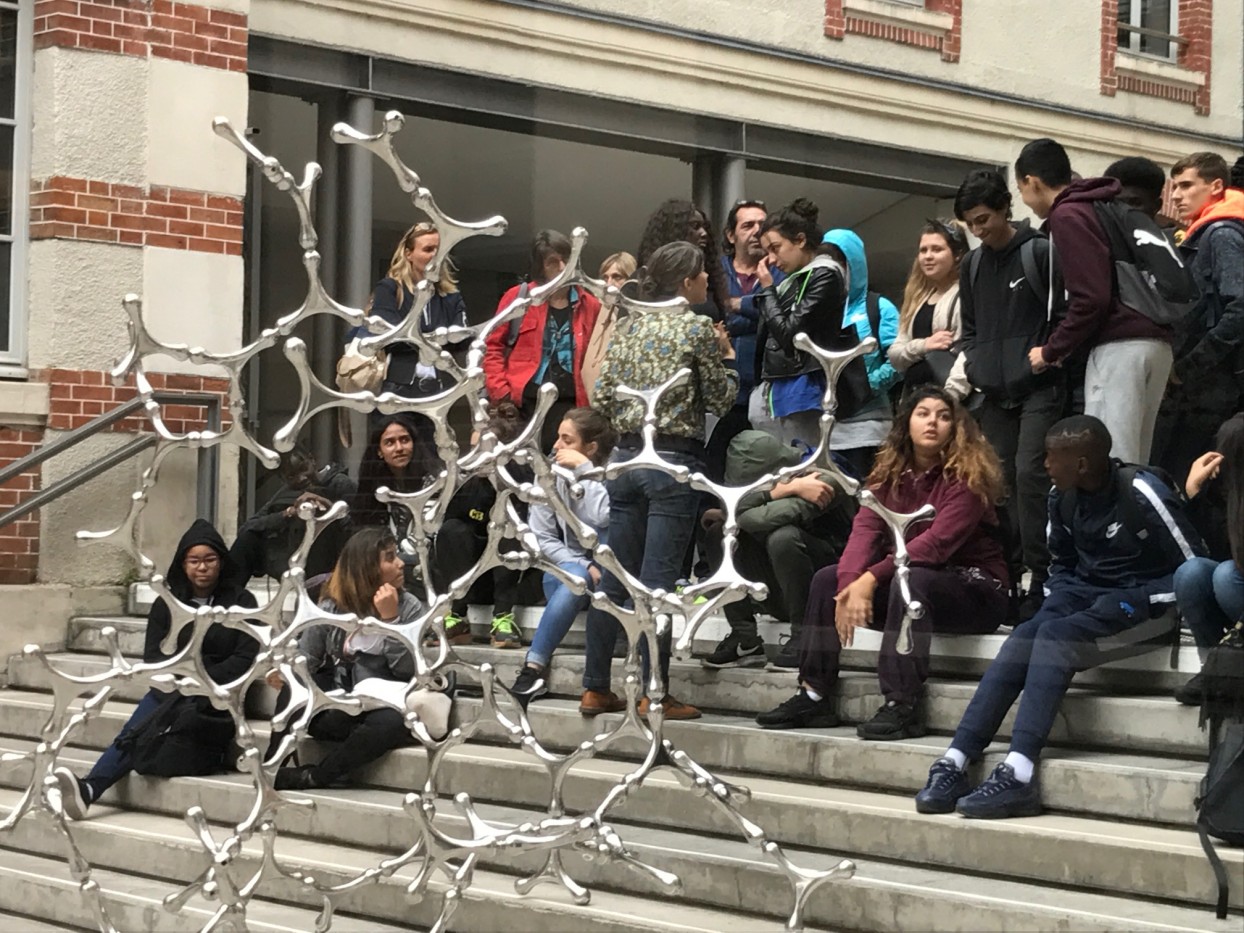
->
[955, 763, 1043, 819]
[914, 758, 971, 814]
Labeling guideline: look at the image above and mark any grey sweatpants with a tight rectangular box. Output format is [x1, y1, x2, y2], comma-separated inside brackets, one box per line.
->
[1083, 338, 1172, 464]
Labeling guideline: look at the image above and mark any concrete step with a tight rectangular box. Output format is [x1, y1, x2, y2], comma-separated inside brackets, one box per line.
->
[0, 842, 402, 932]
[0, 787, 786, 933]
[0, 912, 87, 931]
[2, 656, 1207, 828]
[0, 694, 1237, 915]
[2, 747, 1236, 933]
[55, 617, 1205, 759]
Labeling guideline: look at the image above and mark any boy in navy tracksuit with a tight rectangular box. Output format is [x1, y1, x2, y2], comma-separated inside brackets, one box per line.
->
[915, 415, 1204, 819]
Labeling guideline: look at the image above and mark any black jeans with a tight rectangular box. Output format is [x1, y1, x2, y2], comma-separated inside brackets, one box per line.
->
[977, 383, 1064, 588]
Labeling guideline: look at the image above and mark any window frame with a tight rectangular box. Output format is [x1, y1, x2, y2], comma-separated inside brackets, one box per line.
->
[0, 0, 31, 371]
[1118, 0, 1181, 62]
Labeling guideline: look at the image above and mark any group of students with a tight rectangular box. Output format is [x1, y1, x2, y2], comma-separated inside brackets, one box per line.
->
[50, 136, 1244, 825]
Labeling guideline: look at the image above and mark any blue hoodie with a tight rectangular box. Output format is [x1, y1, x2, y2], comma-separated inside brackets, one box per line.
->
[821, 230, 900, 400]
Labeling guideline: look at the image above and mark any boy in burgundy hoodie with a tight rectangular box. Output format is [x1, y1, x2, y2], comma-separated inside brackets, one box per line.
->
[1016, 138, 1173, 464]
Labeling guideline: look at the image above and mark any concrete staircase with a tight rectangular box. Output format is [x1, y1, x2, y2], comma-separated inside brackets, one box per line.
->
[0, 594, 1239, 931]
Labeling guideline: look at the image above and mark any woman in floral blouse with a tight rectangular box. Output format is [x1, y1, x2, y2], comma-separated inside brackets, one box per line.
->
[582, 241, 738, 720]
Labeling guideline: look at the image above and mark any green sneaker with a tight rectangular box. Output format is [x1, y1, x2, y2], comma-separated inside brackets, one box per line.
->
[443, 612, 473, 646]
[490, 611, 522, 649]
[675, 582, 709, 606]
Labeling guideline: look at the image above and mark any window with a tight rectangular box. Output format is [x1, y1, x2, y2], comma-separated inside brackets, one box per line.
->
[0, 0, 29, 367]
[1117, 0, 1179, 60]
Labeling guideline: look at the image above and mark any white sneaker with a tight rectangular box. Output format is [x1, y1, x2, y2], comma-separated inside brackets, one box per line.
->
[52, 766, 90, 820]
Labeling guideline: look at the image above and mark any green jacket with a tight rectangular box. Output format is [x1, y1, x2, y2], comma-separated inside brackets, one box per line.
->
[727, 431, 856, 542]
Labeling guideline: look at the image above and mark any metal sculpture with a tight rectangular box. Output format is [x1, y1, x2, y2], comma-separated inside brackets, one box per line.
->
[1, 111, 935, 932]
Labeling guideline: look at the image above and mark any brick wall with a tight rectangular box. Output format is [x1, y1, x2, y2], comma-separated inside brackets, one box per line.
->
[1101, 0, 1212, 115]
[29, 176, 244, 256]
[0, 429, 44, 585]
[33, 0, 247, 72]
[824, 0, 962, 62]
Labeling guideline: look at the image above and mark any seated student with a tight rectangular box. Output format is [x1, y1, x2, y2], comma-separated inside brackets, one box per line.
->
[757, 387, 1009, 739]
[272, 527, 431, 790]
[352, 413, 440, 542]
[54, 520, 260, 819]
[231, 445, 356, 581]
[431, 401, 538, 648]
[509, 407, 615, 707]
[1174, 412, 1244, 705]
[700, 430, 856, 671]
[915, 416, 1204, 819]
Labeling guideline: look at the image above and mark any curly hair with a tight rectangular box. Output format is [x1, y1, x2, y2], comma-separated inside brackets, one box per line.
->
[867, 386, 1003, 505]
[636, 199, 728, 317]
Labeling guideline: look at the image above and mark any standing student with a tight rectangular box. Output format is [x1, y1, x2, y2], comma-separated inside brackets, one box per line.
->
[582, 252, 637, 406]
[510, 408, 615, 707]
[821, 229, 901, 479]
[1017, 138, 1174, 464]
[484, 230, 601, 452]
[888, 220, 972, 402]
[915, 416, 1203, 819]
[751, 199, 858, 447]
[585, 241, 739, 720]
[756, 387, 1009, 739]
[955, 169, 1064, 617]
[636, 199, 730, 322]
[54, 520, 260, 819]
[1153, 152, 1244, 481]
[1103, 157, 1168, 221]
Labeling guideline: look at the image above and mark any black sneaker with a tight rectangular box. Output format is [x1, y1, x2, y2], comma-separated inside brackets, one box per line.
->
[756, 689, 839, 730]
[1174, 670, 1206, 706]
[956, 763, 1042, 819]
[856, 700, 926, 740]
[52, 767, 90, 820]
[274, 764, 323, 791]
[915, 758, 971, 814]
[701, 633, 766, 669]
[511, 665, 549, 710]
[767, 632, 802, 671]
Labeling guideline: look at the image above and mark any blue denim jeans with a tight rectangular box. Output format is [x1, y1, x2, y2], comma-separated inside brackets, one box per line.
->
[526, 561, 595, 669]
[1175, 557, 1244, 655]
[582, 448, 702, 694]
[83, 688, 164, 800]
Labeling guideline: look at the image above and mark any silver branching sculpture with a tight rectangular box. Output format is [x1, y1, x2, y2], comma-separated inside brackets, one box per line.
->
[1, 111, 935, 932]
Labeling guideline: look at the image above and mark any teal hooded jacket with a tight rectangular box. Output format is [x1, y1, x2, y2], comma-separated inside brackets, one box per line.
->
[822, 229, 901, 396]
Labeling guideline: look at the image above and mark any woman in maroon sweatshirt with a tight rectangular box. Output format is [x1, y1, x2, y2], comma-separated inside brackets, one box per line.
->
[757, 386, 1009, 739]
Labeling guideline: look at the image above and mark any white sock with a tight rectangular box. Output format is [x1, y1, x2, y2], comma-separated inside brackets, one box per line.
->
[943, 748, 967, 771]
[803, 686, 823, 702]
[1004, 751, 1035, 783]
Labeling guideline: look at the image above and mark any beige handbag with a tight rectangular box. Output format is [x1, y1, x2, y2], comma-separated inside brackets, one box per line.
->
[335, 337, 388, 447]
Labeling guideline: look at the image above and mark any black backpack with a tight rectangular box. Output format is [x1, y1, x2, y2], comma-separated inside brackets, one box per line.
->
[1092, 200, 1199, 326]
[1196, 621, 1244, 919]
[119, 693, 237, 777]
[967, 238, 1049, 310]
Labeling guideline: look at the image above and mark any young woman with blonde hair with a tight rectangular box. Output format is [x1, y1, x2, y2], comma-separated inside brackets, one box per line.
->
[582, 251, 637, 404]
[757, 386, 1009, 740]
[888, 220, 972, 400]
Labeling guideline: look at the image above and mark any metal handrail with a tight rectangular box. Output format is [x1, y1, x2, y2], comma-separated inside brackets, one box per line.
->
[0, 391, 222, 530]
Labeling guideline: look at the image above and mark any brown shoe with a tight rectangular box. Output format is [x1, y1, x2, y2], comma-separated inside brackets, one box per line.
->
[638, 695, 701, 721]
[579, 689, 626, 716]
[443, 613, 474, 646]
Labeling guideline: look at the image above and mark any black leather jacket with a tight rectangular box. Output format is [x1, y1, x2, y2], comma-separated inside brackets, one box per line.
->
[754, 256, 850, 381]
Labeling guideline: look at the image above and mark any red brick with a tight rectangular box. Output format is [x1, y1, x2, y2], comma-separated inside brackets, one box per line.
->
[168, 189, 206, 207]
[76, 226, 120, 243]
[77, 193, 119, 212]
[75, 32, 124, 53]
[167, 219, 203, 237]
[34, 30, 78, 50]
[70, 384, 115, 401]
[189, 238, 226, 254]
[49, 399, 82, 415]
[45, 12, 92, 31]
[204, 223, 240, 241]
[206, 194, 240, 211]
[35, 0, 79, 15]
[145, 201, 188, 219]
[44, 206, 89, 224]
[47, 175, 89, 192]
[117, 229, 142, 245]
[192, 51, 229, 70]
[29, 189, 77, 208]
[152, 45, 193, 63]
[163, 373, 202, 390]
[146, 233, 189, 250]
[210, 10, 247, 28]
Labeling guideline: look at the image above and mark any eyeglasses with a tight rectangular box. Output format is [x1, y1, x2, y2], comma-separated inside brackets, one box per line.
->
[185, 556, 220, 568]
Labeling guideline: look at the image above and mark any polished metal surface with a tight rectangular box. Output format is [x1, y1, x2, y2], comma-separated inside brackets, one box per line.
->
[3, 111, 935, 932]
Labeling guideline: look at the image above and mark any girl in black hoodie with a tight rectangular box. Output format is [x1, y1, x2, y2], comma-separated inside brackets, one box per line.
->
[54, 519, 259, 819]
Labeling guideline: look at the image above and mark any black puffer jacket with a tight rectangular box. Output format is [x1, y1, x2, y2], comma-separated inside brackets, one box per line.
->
[143, 519, 260, 686]
[754, 255, 851, 381]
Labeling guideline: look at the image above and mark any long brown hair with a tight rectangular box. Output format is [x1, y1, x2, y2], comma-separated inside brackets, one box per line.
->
[321, 527, 397, 618]
[868, 386, 1003, 505]
[898, 219, 969, 331]
[385, 221, 459, 303]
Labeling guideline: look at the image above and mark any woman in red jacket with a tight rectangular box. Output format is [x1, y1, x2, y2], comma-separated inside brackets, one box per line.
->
[757, 386, 1009, 740]
[483, 230, 601, 452]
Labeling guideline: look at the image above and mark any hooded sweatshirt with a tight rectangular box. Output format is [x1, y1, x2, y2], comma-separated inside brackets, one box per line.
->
[529, 461, 610, 571]
[1040, 177, 1171, 365]
[821, 230, 900, 445]
[143, 519, 260, 686]
[1172, 188, 1244, 381]
[959, 221, 1061, 402]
